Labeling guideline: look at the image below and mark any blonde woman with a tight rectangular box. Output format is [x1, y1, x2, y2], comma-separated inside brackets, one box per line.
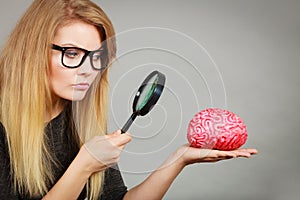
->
[0, 0, 257, 199]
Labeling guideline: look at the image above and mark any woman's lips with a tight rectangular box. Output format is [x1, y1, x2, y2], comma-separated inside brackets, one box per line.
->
[72, 83, 90, 90]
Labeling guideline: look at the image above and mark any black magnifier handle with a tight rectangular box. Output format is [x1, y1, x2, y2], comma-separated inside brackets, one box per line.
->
[121, 112, 138, 133]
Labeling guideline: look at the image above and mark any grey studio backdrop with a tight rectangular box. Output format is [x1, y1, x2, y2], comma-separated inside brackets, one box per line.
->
[1, 0, 299, 200]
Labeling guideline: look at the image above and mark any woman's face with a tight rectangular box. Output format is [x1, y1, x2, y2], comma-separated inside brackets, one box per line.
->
[50, 20, 102, 101]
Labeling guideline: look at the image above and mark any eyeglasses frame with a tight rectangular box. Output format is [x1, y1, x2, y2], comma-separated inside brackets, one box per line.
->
[51, 44, 107, 71]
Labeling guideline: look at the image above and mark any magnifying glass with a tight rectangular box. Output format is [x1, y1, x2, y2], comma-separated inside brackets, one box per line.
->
[121, 70, 166, 133]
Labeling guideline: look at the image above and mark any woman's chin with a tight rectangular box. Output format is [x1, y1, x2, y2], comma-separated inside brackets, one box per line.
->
[65, 91, 88, 102]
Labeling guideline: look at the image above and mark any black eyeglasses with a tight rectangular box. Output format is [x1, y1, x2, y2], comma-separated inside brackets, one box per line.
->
[51, 44, 107, 70]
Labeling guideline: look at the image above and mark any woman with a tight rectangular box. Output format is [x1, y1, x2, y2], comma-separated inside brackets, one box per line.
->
[0, 0, 257, 199]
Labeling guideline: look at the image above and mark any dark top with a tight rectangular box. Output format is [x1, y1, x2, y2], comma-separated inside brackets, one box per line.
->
[0, 109, 127, 200]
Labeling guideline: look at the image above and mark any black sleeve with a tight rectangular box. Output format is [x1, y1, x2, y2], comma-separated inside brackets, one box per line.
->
[0, 123, 19, 199]
[100, 165, 128, 200]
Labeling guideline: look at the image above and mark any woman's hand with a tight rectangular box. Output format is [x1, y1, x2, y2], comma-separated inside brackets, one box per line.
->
[175, 144, 258, 166]
[77, 130, 132, 175]
[123, 144, 257, 200]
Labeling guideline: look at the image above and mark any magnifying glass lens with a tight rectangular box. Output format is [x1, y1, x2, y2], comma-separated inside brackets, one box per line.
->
[136, 75, 159, 111]
[121, 71, 165, 133]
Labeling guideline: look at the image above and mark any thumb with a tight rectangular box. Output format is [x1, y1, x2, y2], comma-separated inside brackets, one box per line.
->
[104, 130, 122, 138]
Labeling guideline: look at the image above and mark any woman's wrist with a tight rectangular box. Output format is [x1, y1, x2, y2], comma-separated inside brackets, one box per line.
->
[171, 145, 193, 168]
[160, 147, 187, 171]
[73, 147, 95, 178]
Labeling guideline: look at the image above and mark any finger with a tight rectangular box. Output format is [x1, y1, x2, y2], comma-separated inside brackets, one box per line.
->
[109, 129, 122, 137]
[113, 129, 122, 135]
[200, 149, 236, 160]
[237, 148, 258, 157]
[200, 155, 236, 163]
[245, 148, 258, 155]
[236, 148, 258, 154]
[232, 150, 252, 158]
[212, 150, 237, 158]
[111, 129, 131, 137]
[213, 150, 249, 161]
[118, 144, 128, 151]
[107, 130, 129, 139]
[110, 132, 132, 147]
[222, 152, 237, 158]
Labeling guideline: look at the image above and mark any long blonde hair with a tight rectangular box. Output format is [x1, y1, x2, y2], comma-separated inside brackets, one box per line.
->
[0, 0, 116, 199]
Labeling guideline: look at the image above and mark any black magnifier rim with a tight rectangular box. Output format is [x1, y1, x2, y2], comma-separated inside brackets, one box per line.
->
[133, 70, 166, 116]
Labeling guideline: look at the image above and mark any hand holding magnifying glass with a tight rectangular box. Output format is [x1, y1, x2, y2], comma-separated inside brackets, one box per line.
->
[121, 70, 166, 133]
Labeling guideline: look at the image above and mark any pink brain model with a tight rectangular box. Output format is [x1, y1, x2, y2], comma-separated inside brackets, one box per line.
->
[187, 108, 248, 150]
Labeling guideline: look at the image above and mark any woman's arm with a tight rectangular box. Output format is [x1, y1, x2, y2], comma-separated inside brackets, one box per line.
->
[42, 147, 93, 200]
[124, 145, 258, 200]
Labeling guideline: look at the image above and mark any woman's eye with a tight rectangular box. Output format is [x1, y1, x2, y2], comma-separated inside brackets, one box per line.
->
[65, 50, 80, 58]
[92, 52, 101, 61]
[93, 55, 101, 61]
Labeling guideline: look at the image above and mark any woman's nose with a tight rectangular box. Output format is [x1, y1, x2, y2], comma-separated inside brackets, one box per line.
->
[77, 57, 94, 75]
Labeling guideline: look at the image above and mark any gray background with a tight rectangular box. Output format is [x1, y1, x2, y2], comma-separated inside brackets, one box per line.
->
[1, 0, 299, 200]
